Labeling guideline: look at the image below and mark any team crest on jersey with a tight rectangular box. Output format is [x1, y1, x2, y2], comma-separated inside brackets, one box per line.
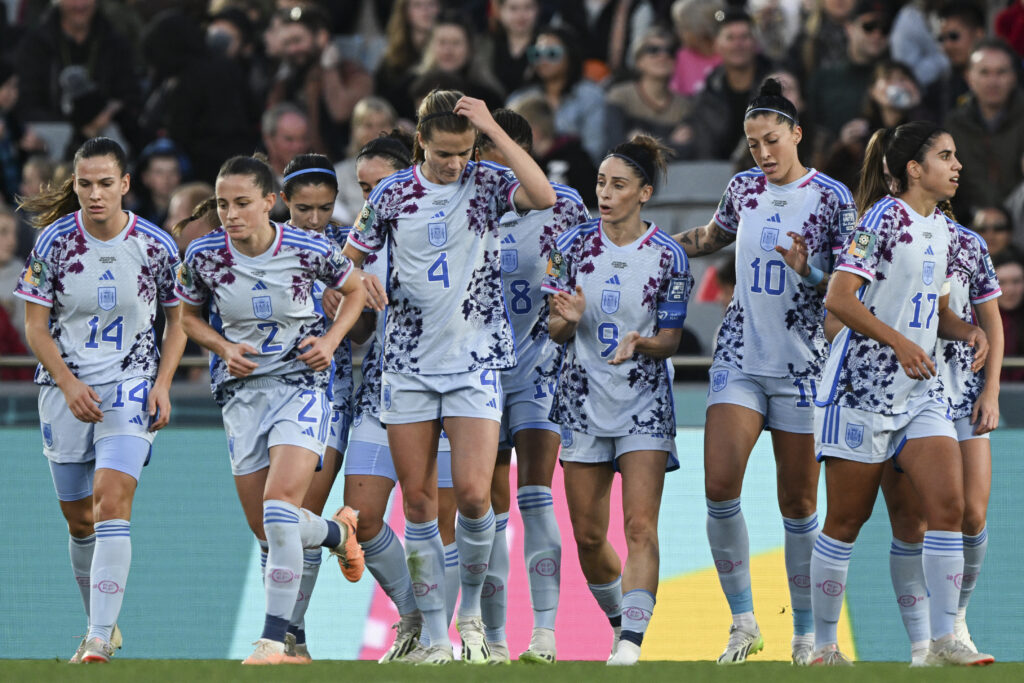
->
[601, 289, 620, 314]
[42, 422, 53, 448]
[24, 257, 47, 286]
[760, 227, 779, 251]
[97, 286, 117, 311]
[560, 424, 574, 447]
[547, 248, 566, 279]
[845, 423, 864, 448]
[252, 295, 273, 319]
[428, 222, 447, 247]
[354, 204, 375, 232]
[840, 208, 857, 234]
[382, 384, 392, 411]
[711, 369, 729, 392]
[501, 249, 518, 273]
[848, 230, 876, 259]
[922, 261, 935, 285]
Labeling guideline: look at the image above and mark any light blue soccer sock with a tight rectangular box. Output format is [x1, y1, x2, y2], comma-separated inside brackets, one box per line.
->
[288, 548, 322, 643]
[87, 520, 131, 643]
[783, 514, 819, 636]
[456, 508, 495, 618]
[519, 485, 561, 630]
[922, 531, 963, 640]
[620, 589, 656, 646]
[482, 512, 510, 642]
[69, 533, 95, 620]
[707, 498, 753, 620]
[444, 542, 460, 625]
[960, 527, 987, 610]
[363, 524, 418, 615]
[588, 576, 623, 628]
[810, 533, 852, 649]
[405, 519, 449, 648]
[262, 500, 303, 643]
[889, 538, 929, 646]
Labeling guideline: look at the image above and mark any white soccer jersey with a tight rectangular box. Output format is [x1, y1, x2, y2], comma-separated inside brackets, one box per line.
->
[542, 220, 692, 437]
[175, 223, 354, 405]
[713, 168, 856, 379]
[500, 184, 590, 393]
[347, 160, 520, 375]
[817, 197, 959, 415]
[352, 240, 389, 420]
[938, 222, 1000, 419]
[14, 211, 180, 386]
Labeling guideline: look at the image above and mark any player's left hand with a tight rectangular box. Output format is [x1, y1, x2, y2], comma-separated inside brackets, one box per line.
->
[361, 271, 387, 311]
[776, 231, 810, 277]
[609, 331, 640, 365]
[297, 335, 337, 371]
[966, 325, 988, 372]
[148, 384, 171, 431]
[971, 388, 999, 435]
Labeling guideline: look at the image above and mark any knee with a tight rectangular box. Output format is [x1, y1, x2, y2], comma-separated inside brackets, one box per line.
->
[889, 513, 926, 543]
[962, 504, 987, 536]
[66, 519, 94, 537]
[401, 488, 435, 522]
[823, 509, 870, 544]
[778, 489, 817, 520]
[573, 525, 607, 555]
[356, 514, 384, 543]
[454, 486, 490, 519]
[705, 476, 740, 504]
[623, 516, 658, 553]
[929, 492, 964, 529]
[92, 491, 131, 522]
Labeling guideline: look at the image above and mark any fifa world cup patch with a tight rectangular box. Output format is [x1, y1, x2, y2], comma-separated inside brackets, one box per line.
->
[546, 248, 567, 279]
[354, 204, 375, 233]
[667, 276, 691, 302]
[176, 262, 193, 288]
[23, 257, 47, 286]
[847, 230, 876, 259]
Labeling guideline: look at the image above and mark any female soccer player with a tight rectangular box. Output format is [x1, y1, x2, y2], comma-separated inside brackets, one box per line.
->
[542, 134, 691, 666]
[810, 122, 994, 666]
[879, 211, 1003, 665]
[673, 79, 856, 665]
[15, 137, 186, 663]
[175, 154, 367, 665]
[475, 108, 590, 664]
[343, 90, 555, 665]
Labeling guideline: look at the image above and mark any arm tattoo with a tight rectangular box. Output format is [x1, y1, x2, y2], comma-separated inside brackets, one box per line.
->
[678, 222, 735, 256]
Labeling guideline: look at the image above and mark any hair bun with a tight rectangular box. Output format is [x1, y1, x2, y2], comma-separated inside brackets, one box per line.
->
[759, 78, 783, 98]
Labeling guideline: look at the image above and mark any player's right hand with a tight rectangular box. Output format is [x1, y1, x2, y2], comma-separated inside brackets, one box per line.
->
[361, 271, 387, 311]
[222, 342, 260, 378]
[61, 377, 103, 423]
[892, 336, 935, 380]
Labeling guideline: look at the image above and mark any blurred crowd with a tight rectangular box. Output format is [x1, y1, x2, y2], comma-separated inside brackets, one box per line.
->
[1, 0, 1024, 379]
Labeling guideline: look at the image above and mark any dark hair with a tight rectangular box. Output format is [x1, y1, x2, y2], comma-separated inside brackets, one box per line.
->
[18, 137, 127, 229]
[413, 89, 473, 163]
[968, 37, 1020, 75]
[714, 9, 753, 36]
[855, 121, 948, 213]
[605, 133, 671, 192]
[357, 129, 414, 172]
[744, 77, 798, 129]
[533, 25, 583, 94]
[281, 153, 338, 199]
[275, 4, 329, 34]
[938, 1, 986, 31]
[478, 108, 532, 154]
[172, 154, 275, 235]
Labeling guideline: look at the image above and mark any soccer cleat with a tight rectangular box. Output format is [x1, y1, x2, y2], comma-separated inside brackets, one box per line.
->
[717, 624, 764, 665]
[241, 638, 308, 665]
[73, 623, 122, 663]
[954, 611, 978, 653]
[458, 617, 490, 664]
[329, 506, 365, 582]
[400, 643, 430, 664]
[110, 624, 123, 652]
[283, 633, 312, 662]
[69, 638, 88, 664]
[607, 640, 641, 666]
[608, 625, 621, 661]
[487, 640, 511, 664]
[80, 638, 114, 663]
[810, 643, 853, 666]
[378, 614, 423, 663]
[910, 646, 930, 668]
[519, 627, 557, 664]
[924, 635, 994, 666]
[791, 634, 815, 665]
[417, 644, 455, 665]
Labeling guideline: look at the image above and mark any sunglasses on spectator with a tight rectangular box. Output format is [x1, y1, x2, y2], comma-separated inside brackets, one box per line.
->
[528, 45, 565, 63]
[937, 31, 961, 43]
[859, 20, 889, 35]
[638, 44, 674, 57]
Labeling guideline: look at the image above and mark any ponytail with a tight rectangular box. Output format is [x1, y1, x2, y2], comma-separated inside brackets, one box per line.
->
[855, 128, 892, 215]
[171, 196, 217, 237]
[605, 133, 671, 193]
[855, 121, 947, 215]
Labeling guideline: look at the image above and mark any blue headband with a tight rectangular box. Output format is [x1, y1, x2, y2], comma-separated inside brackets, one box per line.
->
[745, 107, 796, 123]
[607, 152, 651, 186]
[283, 167, 337, 183]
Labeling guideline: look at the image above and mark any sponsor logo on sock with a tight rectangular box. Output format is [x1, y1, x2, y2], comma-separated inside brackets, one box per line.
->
[532, 558, 559, 576]
[819, 580, 844, 596]
[790, 574, 811, 588]
[412, 582, 437, 597]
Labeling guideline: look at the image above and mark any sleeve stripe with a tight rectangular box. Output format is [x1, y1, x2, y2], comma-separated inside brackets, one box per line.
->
[836, 264, 875, 281]
[346, 234, 375, 252]
[540, 284, 570, 295]
[173, 287, 205, 305]
[134, 219, 179, 255]
[971, 289, 1001, 304]
[859, 197, 894, 231]
[13, 290, 53, 305]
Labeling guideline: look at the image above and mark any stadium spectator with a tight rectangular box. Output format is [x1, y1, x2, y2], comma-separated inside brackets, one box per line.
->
[0, 205, 27, 349]
[786, 0, 854, 87]
[261, 102, 312, 221]
[375, 0, 441, 120]
[0, 59, 46, 205]
[683, 10, 774, 160]
[995, 0, 1024, 58]
[16, 0, 142, 154]
[924, 1, 988, 121]
[332, 97, 398, 226]
[409, 12, 505, 110]
[507, 26, 609, 164]
[606, 27, 693, 156]
[669, 0, 723, 97]
[994, 252, 1024, 381]
[807, 0, 891, 140]
[164, 181, 216, 256]
[945, 39, 1024, 220]
[128, 139, 183, 228]
[548, 0, 657, 80]
[482, 0, 541, 96]
[264, 5, 373, 160]
[206, 6, 270, 128]
[970, 205, 1020, 260]
[890, 0, 948, 88]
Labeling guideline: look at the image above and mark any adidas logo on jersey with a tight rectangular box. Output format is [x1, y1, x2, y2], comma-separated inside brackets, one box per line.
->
[431, 210, 445, 219]
[501, 234, 516, 244]
[767, 213, 782, 223]
[487, 398, 497, 409]
[252, 281, 268, 291]
[99, 270, 115, 281]
[129, 415, 145, 426]
[302, 427, 315, 438]
[605, 275, 621, 285]
[925, 245, 934, 255]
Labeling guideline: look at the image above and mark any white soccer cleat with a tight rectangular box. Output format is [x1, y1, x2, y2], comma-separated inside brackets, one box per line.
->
[80, 638, 114, 663]
[69, 638, 88, 664]
[73, 623, 122, 664]
[607, 640, 641, 666]
[954, 610, 978, 653]
[283, 633, 312, 662]
[458, 617, 490, 664]
[924, 635, 994, 666]
[519, 627, 557, 664]
[607, 624, 621, 662]
[379, 613, 423, 663]
[717, 624, 764, 665]
[809, 643, 853, 666]
[241, 638, 307, 665]
[487, 640, 511, 664]
[417, 644, 455, 665]
[791, 633, 814, 666]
